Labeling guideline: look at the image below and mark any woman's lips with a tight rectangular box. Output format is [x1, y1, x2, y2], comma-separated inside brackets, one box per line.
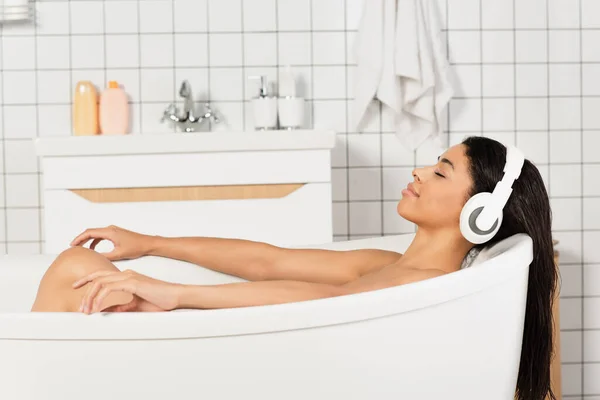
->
[402, 183, 419, 198]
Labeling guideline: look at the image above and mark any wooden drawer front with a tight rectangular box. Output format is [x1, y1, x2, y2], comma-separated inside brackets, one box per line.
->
[41, 149, 331, 190]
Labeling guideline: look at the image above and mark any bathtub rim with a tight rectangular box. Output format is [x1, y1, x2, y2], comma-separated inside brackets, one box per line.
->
[0, 234, 533, 341]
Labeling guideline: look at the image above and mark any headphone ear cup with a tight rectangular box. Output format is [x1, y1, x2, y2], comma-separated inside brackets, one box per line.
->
[460, 192, 503, 244]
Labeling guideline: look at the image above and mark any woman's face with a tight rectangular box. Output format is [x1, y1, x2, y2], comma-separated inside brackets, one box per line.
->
[397, 144, 474, 230]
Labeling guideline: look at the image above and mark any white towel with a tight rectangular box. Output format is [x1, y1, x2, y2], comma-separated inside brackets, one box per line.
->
[353, 0, 453, 151]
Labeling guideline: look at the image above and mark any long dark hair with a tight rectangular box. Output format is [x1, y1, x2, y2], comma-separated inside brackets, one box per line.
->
[462, 136, 558, 400]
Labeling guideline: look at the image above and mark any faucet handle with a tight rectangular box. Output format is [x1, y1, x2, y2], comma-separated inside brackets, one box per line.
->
[161, 103, 178, 123]
[204, 103, 220, 124]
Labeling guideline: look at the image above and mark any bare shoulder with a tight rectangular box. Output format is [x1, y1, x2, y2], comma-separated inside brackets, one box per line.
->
[351, 249, 403, 276]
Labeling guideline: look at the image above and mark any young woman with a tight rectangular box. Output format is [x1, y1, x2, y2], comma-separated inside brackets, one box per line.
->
[31, 136, 557, 400]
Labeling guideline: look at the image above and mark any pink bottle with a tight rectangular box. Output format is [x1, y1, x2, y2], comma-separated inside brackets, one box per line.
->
[99, 81, 130, 135]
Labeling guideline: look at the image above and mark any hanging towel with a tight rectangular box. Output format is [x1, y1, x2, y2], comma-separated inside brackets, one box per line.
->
[352, 0, 454, 150]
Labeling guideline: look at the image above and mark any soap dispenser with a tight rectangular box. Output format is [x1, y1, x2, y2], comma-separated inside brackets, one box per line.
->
[248, 75, 278, 130]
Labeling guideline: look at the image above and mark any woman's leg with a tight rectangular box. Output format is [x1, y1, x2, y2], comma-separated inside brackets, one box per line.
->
[31, 246, 134, 312]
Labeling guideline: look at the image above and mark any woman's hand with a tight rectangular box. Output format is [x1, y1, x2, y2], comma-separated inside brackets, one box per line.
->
[70, 225, 155, 261]
[73, 269, 183, 314]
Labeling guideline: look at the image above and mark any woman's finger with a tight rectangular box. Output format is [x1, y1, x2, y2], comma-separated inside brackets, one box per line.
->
[89, 238, 102, 250]
[79, 273, 130, 313]
[91, 279, 137, 313]
[70, 229, 97, 247]
[72, 270, 114, 289]
[101, 249, 122, 261]
[106, 301, 136, 312]
[70, 227, 111, 247]
[92, 244, 122, 262]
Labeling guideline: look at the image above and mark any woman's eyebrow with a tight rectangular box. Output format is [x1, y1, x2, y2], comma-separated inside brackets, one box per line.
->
[437, 156, 455, 169]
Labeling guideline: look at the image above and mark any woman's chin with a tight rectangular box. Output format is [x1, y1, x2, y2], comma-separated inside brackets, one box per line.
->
[396, 199, 414, 221]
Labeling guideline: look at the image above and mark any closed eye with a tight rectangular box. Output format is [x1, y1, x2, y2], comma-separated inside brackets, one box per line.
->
[435, 172, 445, 178]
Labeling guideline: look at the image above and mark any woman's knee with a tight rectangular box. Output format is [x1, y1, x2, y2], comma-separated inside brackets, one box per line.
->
[32, 247, 120, 312]
[46, 246, 117, 283]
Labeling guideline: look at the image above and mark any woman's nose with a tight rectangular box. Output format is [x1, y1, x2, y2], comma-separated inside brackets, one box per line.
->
[412, 168, 421, 182]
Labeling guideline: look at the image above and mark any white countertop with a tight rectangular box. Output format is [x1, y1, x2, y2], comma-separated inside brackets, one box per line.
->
[34, 130, 337, 156]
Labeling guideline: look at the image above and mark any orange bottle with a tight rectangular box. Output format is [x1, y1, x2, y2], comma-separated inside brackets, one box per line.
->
[72, 81, 99, 136]
[99, 81, 130, 135]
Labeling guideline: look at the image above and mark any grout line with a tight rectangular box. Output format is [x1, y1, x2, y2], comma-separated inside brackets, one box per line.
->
[379, 104, 384, 237]
[579, 0, 585, 394]
[0, 205, 52, 210]
[308, 0, 315, 128]
[330, 0, 347, 239]
[562, 361, 600, 365]
[561, 295, 600, 299]
[479, 0, 484, 138]
[206, 0, 211, 130]
[4, 94, 600, 106]
[33, 0, 41, 253]
[4, 26, 600, 36]
[171, 0, 176, 126]
[101, 0, 106, 94]
[136, 0, 143, 134]
[546, 0, 552, 196]
[343, 0, 350, 238]
[67, 3, 73, 135]
[513, 0, 517, 147]
[10, 61, 600, 71]
[3, 155, 600, 169]
[6, 27, 600, 36]
[0, 21, 7, 252]
[275, 0, 280, 109]
[240, 0, 246, 132]
[561, 328, 600, 332]
[446, 0, 450, 134]
[8, 64, 600, 71]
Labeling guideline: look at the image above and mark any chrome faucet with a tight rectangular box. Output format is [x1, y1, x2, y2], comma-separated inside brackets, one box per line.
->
[161, 80, 220, 132]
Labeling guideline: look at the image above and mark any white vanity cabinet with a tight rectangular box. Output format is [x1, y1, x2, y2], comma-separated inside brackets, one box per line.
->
[35, 130, 336, 254]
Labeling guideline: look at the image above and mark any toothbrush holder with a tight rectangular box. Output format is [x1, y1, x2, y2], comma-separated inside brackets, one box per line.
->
[278, 97, 305, 130]
[251, 97, 278, 130]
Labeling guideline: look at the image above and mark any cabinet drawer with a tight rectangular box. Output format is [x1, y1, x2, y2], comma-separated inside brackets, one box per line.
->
[41, 149, 331, 190]
[43, 183, 333, 253]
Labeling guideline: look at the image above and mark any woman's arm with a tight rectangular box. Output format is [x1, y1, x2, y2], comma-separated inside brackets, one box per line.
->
[149, 235, 402, 285]
[147, 235, 284, 281]
[76, 266, 446, 313]
[71, 226, 402, 285]
[177, 280, 348, 309]
[176, 268, 446, 309]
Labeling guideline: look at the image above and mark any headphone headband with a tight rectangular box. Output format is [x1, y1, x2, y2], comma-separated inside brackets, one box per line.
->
[474, 145, 525, 232]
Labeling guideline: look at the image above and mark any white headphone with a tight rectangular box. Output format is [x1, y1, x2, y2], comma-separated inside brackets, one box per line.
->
[459, 145, 525, 244]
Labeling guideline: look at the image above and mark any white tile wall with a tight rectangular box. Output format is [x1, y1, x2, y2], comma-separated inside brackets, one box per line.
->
[0, 0, 598, 397]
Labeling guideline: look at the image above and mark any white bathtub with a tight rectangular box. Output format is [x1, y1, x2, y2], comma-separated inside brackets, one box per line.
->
[0, 233, 532, 400]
